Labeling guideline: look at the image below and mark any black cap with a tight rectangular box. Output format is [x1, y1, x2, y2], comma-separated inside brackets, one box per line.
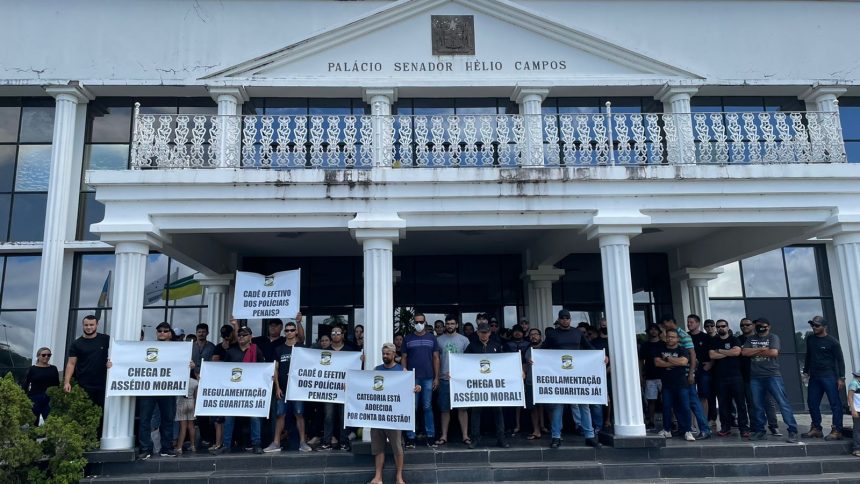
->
[809, 316, 828, 326]
[237, 326, 252, 336]
[511, 325, 524, 333]
[754, 317, 770, 326]
[156, 321, 171, 331]
[558, 309, 571, 318]
[476, 322, 491, 333]
[647, 323, 661, 332]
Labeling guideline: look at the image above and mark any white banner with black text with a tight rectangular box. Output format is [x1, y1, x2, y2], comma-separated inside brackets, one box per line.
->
[344, 369, 415, 431]
[286, 346, 363, 403]
[106, 341, 192, 397]
[194, 361, 275, 418]
[530, 349, 607, 405]
[231, 269, 300, 319]
[448, 353, 525, 408]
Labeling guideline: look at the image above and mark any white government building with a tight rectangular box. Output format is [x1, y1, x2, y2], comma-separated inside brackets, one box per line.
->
[1, 0, 860, 450]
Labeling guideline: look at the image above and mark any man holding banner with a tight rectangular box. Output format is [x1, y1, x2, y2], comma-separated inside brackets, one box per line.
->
[464, 322, 511, 449]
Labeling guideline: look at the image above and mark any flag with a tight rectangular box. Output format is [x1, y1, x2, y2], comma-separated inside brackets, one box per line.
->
[144, 267, 176, 305]
[163, 274, 202, 301]
[95, 271, 111, 321]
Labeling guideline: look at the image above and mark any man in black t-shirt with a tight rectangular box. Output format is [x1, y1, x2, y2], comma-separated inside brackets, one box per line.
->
[263, 321, 312, 453]
[63, 315, 110, 407]
[708, 319, 749, 437]
[639, 323, 664, 430]
[654, 329, 695, 441]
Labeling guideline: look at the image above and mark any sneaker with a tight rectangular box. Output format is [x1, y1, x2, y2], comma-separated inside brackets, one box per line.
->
[786, 432, 798, 443]
[318, 443, 332, 451]
[348, 431, 356, 441]
[262, 443, 282, 453]
[299, 442, 312, 452]
[753, 431, 767, 441]
[210, 446, 229, 455]
[801, 427, 823, 438]
[717, 430, 733, 437]
[244, 445, 254, 451]
[339, 443, 351, 452]
[497, 439, 511, 448]
[684, 432, 696, 442]
[741, 431, 751, 439]
[307, 436, 321, 446]
[426, 440, 437, 448]
[657, 430, 672, 438]
[585, 438, 602, 448]
[769, 427, 783, 437]
[253, 446, 263, 454]
[824, 428, 843, 441]
[550, 438, 561, 449]
[138, 451, 152, 461]
[405, 439, 416, 449]
[696, 432, 712, 440]
[160, 449, 177, 457]
[467, 439, 479, 449]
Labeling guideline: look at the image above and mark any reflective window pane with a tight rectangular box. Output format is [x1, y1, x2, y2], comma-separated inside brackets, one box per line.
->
[0, 106, 21, 142]
[1, 255, 41, 309]
[89, 107, 132, 143]
[709, 299, 747, 334]
[742, 249, 788, 297]
[791, 299, 823, 355]
[0, 145, 15, 192]
[784, 247, 820, 297]
[0, 310, 36, 382]
[84, 144, 129, 173]
[75, 253, 115, 308]
[166, 307, 208, 340]
[9, 193, 47, 242]
[0, 194, 9, 241]
[15, 144, 52, 191]
[18, 106, 55, 143]
[709, 262, 743, 298]
[77, 192, 104, 241]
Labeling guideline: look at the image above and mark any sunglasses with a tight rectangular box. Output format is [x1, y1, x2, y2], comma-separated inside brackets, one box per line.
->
[716, 325, 728, 329]
[810, 323, 823, 328]
[285, 329, 297, 333]
[40, 353, 52, 357]
[331, 332, 343, 336]
[156, 329, 171, 333]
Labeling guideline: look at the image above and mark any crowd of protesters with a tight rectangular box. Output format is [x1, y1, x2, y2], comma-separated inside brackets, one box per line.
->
[30, 309, 859, 463]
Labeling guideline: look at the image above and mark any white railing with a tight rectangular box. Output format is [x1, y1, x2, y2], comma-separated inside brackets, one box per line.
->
[130, 104, 846, 169]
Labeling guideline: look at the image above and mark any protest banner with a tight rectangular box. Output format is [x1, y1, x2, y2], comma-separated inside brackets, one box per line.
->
[530, 349, 608, 405]
[286, 347, 363, 403]
[194, 361, 275, 418]
[106, 341, 192, 397]
[344, 369, 415, 431]
[231, 269, 300, 319]
[448, 353, 525, 408]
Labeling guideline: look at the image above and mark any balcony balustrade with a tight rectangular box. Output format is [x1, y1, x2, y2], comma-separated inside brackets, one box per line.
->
[130, 104, 846, 169]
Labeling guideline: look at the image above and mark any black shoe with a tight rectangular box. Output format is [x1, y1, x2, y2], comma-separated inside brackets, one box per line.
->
[769, 427, 783, 437]
[160, 449, 176, 457]
[426, 440, 437, 448]
[318, 443, 332, 450]
[753, 431, 767, 441]
[467, 439, 479, 449]
[497, 439, 510, 448]
[210, 446, 230, 455]
[786, 432, 798, 443]
[585, 438, 602, 449]
[696, 432, 712, 440]
[339, 443, 351, 451]
[252, 446, 263, 455]
[138, 451, 152, 461]
[405, 438, 416, 449]
[550, 438, 561, 449]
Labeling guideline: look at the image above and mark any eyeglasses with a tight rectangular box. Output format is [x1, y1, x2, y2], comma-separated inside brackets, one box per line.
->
[716, 325, 728, 329]
[40, 353, 52, 357]
[156, 329, 171, 334]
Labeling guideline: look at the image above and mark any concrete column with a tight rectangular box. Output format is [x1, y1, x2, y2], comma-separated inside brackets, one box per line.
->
[821, 215, 860, 372]
[32, 84, 93, 363]
[523, 265, 565, 331]
[512, 86, 549, 166]
[800, 86, 846, 114]
[586, 215, 649, 437]
[101, 239, 152, 450]
[363, 88, 397, 167]
[673, 268, 722, 321]
[196, 275, 233, 344]
[656, 85, 698, 164]
[207, 86, 247, 167]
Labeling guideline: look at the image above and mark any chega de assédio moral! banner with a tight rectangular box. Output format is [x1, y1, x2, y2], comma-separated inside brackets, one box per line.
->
[448, 353, 525, 408]
[106, 341, 192, 397]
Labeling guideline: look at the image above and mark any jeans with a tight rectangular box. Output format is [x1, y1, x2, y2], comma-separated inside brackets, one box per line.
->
[407, 378, 435, 440]
[750, 376, 798, 434]
[686, 383, 710, 435]
[223, 416, 261, 448]
[662, 384, 691, 433]
[717, 378, 749, 432]
[745, 379, 778, 430]
[550, 404, 594, 439]
[323, 402, 349, 445]
[808, 375, 843, 432]
[590, 405, 603, 434]
[853, 415, 860, 451]
[138, 396, 175, 453]
[470, 406, 505, 441]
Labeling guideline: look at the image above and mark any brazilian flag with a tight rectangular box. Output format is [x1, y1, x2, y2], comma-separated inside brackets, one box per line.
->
[163, 274, 203, 301]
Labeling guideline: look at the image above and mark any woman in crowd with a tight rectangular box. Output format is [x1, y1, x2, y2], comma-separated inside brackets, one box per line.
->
[175, 368, 199, 455]
[22, 346, 60, 425]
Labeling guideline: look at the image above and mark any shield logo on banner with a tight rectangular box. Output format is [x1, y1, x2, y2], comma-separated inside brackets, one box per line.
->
[320, 351, 332, 366]
[561, 354, 574, 370]
[264, 275, 274, 287]
[231, 367, 243, 382]
[145, 347, 159, 363]
[373, 375, 384, 391]
[480, 359, 491, 374]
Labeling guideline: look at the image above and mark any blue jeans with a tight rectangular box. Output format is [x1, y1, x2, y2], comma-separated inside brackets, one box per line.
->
[686, 383, 710, 435]
[590, 405, 603, 434]
[750, 376, 798, 434]
[407, 378, 435, 440]
[662, 384, 691, 433]
[323, 402, 349, 445]
[138, 396, 175, 453]
[550, 404, 594, 439]
[223, 416, 261, 448]
[808, 375, 843, 431]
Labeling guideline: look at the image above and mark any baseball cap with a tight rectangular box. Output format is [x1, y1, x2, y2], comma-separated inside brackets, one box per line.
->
[476, 322, 491, 333]
[558, 309, 571, 318]
[237, 326, 252, 336]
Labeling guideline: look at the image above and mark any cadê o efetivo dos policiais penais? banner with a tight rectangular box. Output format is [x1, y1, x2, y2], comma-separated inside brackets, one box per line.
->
[231, 269, 300, 319]
[285, 347, 363, 404]
[106, 340, 192, 397]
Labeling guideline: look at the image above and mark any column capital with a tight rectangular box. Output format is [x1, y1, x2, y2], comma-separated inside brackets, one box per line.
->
[362, 88, 398, 104]
[206, 86, 249, 103]
[818, 213, 860, 245]
[799, 85, 847, 104]
[349, 212, 406, 242]
[523, 264, 565, 283]
[194, 274, 234, 288]
[511, 85, 550, 104]
[672, 267, 723, 286]
[655, 84, 699, 104]
[44, 82, 95, 103]
[94, 228, 166, 251]
[584, 213, 651, 241]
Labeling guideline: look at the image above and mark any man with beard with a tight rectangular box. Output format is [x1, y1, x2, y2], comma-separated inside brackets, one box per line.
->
[401, 313, 440, 448]
[505, 325, 530, 436]
[742, 317, 799, 442]
[368, 343, 421, 484]
[660, 316, 710, 439]
[64, 315, 110, 408]
[466, 322, 509, 448]
[738, 317, 781, 437]
[264, 321, 312, 453]
[192, 323, 217, 446]
[655, 329, 695, 441]
[688, 314, 714, 432]
[320, 324, 360, 451]
[435, 315, 470, 446]
[709, 319, 749, 437]
[542, 309, 601, 449]
[802, 315, 845, 440]
[639, 323, 664, 430]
